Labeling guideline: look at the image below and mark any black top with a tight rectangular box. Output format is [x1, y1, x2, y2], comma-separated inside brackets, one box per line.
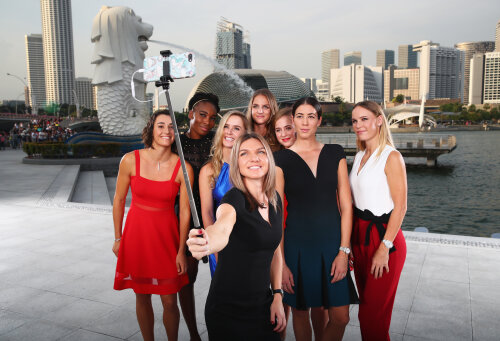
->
[206, 187, 282, 313]
[173, 131, 214, 229]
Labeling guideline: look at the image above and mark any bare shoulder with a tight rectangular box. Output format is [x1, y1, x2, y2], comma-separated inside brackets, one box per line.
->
[200, 161, 214, 177]
[120, 151, 136, 170]
[216, 203, 237, 220]
[385, 150, 405, 174]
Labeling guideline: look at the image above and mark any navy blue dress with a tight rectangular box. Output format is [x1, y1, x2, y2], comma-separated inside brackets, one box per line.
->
[274, 144, 358, 309]
[208, 162, 232, 276]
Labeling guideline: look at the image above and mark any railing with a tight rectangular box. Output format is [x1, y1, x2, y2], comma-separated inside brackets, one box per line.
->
[317, 134, 457, 151]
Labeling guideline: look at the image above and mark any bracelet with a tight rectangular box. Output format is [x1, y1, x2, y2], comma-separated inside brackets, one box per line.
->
[115, 238, 121, 242]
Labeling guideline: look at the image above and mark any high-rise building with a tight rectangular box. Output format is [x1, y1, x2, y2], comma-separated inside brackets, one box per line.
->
[376, 50, 395, 69]
[384, 66, 420, 102]
[25, 33, 46, 112]
[468, 54, 485, 105]
[413, 40, 464, 101]
[496, 20, 500, 52]
[330, 64, 383, 103]
[41, 0, 75, 105]
[398, 44, 418, 69]
[75, 77, 93, 109]
[344, 51, 362, 66]
[321, 49, 340, 84]
[300, 78, 318, 93]
[455, 41, 495, 104]
[484, 52, 500, 104]
[215, 18, 251, 69]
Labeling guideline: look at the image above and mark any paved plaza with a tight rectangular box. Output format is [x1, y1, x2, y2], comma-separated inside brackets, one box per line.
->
[1, 148, 500, 340]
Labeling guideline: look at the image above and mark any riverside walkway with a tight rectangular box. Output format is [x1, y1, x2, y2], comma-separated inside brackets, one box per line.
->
[1, 148, 499, 340]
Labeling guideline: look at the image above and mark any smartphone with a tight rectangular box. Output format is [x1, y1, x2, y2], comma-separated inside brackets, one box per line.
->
[143, 52, 196, 82]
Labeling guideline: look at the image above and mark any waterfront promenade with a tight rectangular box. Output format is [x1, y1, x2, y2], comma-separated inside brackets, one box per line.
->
[1, 149, 500, 340]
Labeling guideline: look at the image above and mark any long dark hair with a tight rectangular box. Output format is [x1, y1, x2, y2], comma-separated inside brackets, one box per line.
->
[141, 110, 170, 148]
[292, 97, 322, 118]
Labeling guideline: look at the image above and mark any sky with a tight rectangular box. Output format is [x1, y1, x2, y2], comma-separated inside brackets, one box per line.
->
[0, 0, 499, 111]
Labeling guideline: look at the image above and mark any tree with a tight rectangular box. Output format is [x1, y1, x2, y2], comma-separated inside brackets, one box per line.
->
[490, 107, 500, 120]
[468, 104, 476, 113]
[392, 94, 405, 103]
[332, 96, 344, 104]
[483, 103, 490, 110]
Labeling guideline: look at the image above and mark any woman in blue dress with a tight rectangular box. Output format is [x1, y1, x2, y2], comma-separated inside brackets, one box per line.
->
[199, 111, 249, 275]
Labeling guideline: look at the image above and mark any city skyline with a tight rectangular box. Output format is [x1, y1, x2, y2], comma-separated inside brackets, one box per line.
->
[1, 0, 499, 110]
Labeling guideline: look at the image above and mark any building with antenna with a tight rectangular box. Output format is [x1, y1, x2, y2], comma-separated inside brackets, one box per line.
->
[215, 18, 251, 69]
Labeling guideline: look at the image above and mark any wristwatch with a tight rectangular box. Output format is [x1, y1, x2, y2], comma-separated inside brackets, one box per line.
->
[272, 289, 284, 296]
[382, 239, 394, 249]
[339, 246, 351, 255]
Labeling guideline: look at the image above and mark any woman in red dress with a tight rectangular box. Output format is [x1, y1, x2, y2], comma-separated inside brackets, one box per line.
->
[112, 111, 193, 341]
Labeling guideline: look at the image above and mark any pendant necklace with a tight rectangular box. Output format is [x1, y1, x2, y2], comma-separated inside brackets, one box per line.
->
[157, 161, 161, 172]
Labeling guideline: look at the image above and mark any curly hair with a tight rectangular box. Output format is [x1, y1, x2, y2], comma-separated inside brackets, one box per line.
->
[141, 110, 170, 148]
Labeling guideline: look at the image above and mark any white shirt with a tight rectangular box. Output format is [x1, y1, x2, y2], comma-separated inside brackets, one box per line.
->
[349, 145, 396, 216]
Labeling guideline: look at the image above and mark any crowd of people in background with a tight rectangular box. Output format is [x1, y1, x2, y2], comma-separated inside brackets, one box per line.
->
[0, 118, 74, 150]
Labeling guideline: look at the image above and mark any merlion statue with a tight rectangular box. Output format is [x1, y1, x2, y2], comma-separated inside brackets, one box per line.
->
[91, 6, 153, 135]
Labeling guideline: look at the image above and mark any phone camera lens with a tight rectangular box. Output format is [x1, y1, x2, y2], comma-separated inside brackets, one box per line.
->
[188, 54, 193, 62]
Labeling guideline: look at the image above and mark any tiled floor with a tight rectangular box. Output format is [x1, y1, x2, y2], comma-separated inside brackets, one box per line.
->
[1, 149, 500, 340]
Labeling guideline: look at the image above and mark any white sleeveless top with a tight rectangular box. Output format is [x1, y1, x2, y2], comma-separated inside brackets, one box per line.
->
[349, 145, 396, 216]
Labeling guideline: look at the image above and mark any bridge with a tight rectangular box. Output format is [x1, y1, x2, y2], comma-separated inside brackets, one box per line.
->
[317, 134, 457, 167]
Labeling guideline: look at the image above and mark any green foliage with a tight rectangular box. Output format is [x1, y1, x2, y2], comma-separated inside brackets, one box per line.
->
[392, 94, 405, 103]
[468, 104, 476, 112]
[483, 103, 490, 110]
[490, 107, 500, 119]
[45, 102, 60, 114]
[23, 142, 121, 159]
[332, 96, 345, 104]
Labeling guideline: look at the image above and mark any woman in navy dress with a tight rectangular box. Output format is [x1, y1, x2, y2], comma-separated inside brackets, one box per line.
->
[199, 111, 249, 275]
[275, 97, 358, 341]
[188, 133, 286, 340]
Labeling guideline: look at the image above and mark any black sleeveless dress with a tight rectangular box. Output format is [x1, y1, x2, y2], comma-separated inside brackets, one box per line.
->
[205, 188, 282, 341]
[274, 144, 358, 309]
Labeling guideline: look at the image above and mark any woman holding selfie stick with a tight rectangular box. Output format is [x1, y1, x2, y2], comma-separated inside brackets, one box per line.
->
[113, 111, 193, 341]
[275, 97, 358, 341]
[188, 133, 285, 340]
[349, 101, 407, 341]
[199, 111, 249, 276]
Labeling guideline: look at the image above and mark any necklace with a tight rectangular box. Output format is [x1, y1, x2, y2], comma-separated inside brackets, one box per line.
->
[157, 161, 160, 172]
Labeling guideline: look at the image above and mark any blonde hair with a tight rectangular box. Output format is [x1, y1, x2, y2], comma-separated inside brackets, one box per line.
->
[352, 100, 394, 156]
[209, 111, 250, 186]
[229, 133, 278, 211]
[246, 89, 279, 150]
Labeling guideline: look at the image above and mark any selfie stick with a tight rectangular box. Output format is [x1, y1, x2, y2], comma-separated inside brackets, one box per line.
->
[155, 50, 208, 263]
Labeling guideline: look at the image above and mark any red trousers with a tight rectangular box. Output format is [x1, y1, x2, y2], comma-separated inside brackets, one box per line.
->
[352, 211, 406, 341]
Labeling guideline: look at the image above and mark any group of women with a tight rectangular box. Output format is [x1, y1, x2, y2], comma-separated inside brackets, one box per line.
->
[112, 89, 407, 341]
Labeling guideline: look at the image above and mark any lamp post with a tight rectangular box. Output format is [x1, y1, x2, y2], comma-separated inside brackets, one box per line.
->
[6, 73, 37, 115]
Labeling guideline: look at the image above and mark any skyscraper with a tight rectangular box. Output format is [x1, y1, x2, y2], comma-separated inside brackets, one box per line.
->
[75, 77, 94, 109]
[330, 65, 383, 103]
[496, 20, 500, 52]
[413, 40, 464, 101]
[344, 51, 362, 66]
[321, 49, 340, 83]
[376, 50, 395, 69]
[484, 52, 500, 104]
[215, 18, 251, 69]
[468, 53, 485, 105]
[455, 41, 495, 104]
[40, 0, 75, 105]
[25, 33, 46, 112]
[398, 44, 418, 69]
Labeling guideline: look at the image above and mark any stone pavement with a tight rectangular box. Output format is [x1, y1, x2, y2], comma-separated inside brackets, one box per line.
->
[1, 148, 500, 340]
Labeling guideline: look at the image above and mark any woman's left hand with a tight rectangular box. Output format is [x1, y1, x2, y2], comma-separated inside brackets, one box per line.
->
[270, 295, 286, 332]
[330, 252, 348, 283]
[371, 246, 389, 279]
[176, 251, 187, 275]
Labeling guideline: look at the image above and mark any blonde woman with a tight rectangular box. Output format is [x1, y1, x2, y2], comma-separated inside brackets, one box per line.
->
[198, 111, 249, 275]
[188, 133, 286, 340]
[247, 88, 279, 151]
[272, 107, 296, 150]
[349, 100, 407, 340]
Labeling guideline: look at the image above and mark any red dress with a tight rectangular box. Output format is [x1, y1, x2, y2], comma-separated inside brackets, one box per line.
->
[114, 150, 189, 295]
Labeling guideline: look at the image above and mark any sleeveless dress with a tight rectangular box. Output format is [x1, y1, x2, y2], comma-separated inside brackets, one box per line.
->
[274, 144, 358, 309]
[114, 150, 189, 295]
[205, 188, 282, 341]
[208, 162, 232, 276]
[349, 145, 406, 341]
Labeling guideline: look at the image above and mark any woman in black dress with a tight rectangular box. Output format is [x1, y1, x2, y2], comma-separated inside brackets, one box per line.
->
[275, 97, 358, 341]
[187, 132, 286, 340]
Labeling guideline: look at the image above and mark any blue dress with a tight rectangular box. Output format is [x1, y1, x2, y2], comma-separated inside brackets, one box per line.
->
[209, 162, 232, 276]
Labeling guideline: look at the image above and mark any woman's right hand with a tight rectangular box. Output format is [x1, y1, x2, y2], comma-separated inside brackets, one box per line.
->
[282, 263, 295, 294]
[112, 240, 120, 257]
[186, 229, 210, 260]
